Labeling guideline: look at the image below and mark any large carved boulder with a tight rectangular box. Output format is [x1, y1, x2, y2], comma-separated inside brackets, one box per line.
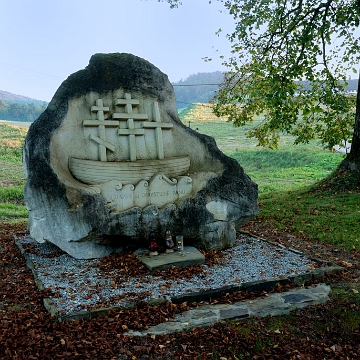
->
[23, 53, 258, 259]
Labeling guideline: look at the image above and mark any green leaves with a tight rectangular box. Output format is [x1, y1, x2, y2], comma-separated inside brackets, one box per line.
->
[214, 0, 359, 149]
[165, 0, 182, 9]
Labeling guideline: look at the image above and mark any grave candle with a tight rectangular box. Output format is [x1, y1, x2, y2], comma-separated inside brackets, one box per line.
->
[176, 235, 184, 252]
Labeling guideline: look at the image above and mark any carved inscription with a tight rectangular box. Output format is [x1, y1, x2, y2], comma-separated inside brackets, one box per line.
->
[97, 174, 193, 213]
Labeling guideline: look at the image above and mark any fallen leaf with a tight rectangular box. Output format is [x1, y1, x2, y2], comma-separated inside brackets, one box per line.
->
[340, 260, 353, 268]
[330, 344, 343, 352]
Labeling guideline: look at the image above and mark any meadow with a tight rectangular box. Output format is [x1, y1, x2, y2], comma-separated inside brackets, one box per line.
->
[0, 123, 28, 223]
[180, 103, 343, 192]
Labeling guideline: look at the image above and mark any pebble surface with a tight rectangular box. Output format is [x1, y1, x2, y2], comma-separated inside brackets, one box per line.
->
[19, 235, 317, 316]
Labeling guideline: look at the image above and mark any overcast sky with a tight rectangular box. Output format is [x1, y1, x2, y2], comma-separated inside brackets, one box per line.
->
[0, 0, 233, 102]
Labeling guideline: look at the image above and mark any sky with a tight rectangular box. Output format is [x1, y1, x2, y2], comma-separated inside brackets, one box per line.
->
[0, 0, 233, 102]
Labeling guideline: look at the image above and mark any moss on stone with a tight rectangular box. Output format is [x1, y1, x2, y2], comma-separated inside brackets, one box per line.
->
[52, 53, 171, 102]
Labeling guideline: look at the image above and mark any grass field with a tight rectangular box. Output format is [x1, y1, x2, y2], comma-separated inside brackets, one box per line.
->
[1, 105, 359, 250]
[0, 123, 28, 223]
[180, 103, 344, 192]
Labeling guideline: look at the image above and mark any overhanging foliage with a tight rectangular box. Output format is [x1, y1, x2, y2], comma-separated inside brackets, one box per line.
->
[212, 0, 360, 149]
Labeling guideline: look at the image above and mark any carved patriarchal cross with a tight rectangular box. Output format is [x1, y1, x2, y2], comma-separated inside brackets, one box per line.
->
[143, 101, 173, 160]
[113, 93, 148, 162]
[83, 99, 119, 161]
[83, 94, 174, 162]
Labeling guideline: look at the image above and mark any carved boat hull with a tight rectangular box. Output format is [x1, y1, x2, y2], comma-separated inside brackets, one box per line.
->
[69, 156, 191, 185]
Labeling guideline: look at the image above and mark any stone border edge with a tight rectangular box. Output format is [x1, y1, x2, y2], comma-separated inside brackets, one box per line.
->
[14, 233, 344, 322]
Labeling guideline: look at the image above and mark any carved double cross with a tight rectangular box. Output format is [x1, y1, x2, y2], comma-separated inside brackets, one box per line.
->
[83, 99, 119, 161]
[113, 93, 148, 162]
[143, 102, 173, 160]
[83, 94, 173, 162]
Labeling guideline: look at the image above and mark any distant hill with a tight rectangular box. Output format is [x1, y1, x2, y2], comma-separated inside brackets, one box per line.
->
[172, 71, 224, 109]
[0, 90, 46, 106]
[344, 79, 358, 92]
[0, 90, 48, 122]
[0, 72, 357, 119]
[172, 73, 358, 109]
[297, 79, 358, 92]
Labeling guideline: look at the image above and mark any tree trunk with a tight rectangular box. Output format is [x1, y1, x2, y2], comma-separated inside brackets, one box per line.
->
[339, 70, 360, 176]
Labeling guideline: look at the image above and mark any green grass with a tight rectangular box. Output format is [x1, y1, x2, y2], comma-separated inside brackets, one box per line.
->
[0, 203, 28, 220]
[0, 123, 26, 163]
[180, 104, 345, 193]
[0, 186, 25, 204]
[229, 148, 343, 194]
[0, 124, 27, 224]
[258, 188, 360, 251]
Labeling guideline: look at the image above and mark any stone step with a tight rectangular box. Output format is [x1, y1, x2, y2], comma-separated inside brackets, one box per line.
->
[126, 283, 331, 336]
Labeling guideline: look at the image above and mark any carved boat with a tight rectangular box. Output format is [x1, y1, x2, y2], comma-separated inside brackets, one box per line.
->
[69, 156, 191, 185]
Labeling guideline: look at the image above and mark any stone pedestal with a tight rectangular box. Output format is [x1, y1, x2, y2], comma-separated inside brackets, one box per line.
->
[138, 246, 205, 271]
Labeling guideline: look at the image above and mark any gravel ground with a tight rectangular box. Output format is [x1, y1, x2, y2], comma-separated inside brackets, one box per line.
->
[18, 234, 318, 316]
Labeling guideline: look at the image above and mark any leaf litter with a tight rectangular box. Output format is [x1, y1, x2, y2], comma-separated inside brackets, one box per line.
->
[1, 222, 360, 359]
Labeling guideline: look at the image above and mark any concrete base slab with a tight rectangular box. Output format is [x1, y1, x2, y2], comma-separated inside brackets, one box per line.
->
[138, 246, 205, 271]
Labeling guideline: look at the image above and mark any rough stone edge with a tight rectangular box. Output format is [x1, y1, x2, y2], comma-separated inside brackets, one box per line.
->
[14, 235, 59, 319]
[127, 283, 331, 336]
[14, 233, 344, 322]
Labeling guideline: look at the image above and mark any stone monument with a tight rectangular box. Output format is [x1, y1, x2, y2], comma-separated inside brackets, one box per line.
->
[23, 53, 258, 259]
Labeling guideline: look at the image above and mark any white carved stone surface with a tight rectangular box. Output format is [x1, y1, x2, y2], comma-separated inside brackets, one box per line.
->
[133, 180, 151, 209]
[68, 156, 191, 185]
[96, 173, 193, 213]
[66, 92, 198, 214]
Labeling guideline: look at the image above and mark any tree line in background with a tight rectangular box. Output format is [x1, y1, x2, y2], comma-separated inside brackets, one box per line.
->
[0, 70, 358, 123]
[0, 71, 224, 121]
[0, 99, 47, 122]
[172, 71, 224, 109]
[172, 74, 359, 110]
